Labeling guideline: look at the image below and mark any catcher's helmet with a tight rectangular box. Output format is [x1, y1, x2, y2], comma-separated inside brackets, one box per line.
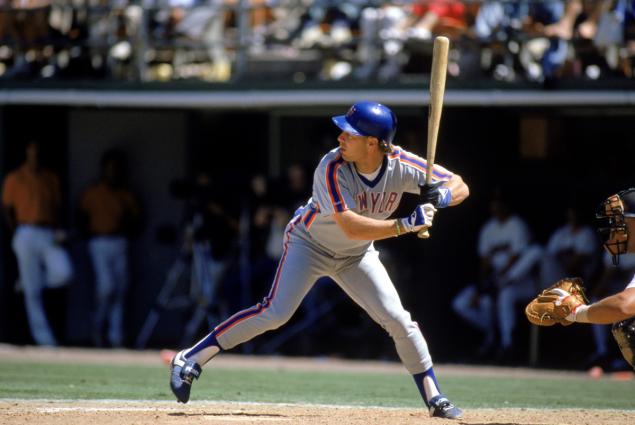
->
[332, 101, 397, 145]
[596, 188, 635, 265]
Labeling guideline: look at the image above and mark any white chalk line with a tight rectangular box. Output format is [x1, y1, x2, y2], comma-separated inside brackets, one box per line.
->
[32, 406, 293, 422]
[1, 399, 634, 414]
[4, 399, 414, 412]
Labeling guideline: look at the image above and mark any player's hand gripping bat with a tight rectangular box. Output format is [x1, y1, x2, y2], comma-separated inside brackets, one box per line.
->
[418, 36, 449, 239]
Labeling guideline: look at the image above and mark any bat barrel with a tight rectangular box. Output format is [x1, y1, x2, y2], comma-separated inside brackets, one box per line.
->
[425, 36, 449, 186]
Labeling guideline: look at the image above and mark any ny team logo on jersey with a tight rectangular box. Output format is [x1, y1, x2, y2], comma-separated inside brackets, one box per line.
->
[357, 191, 399, 215]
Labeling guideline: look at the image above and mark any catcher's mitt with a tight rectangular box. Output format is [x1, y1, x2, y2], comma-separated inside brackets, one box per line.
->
[525, 277, 589, 326]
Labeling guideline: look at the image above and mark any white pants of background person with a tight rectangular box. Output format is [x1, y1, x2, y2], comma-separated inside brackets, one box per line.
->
[453, 245, 543, 351]
[12, 225, 73, 346]
[497, 245, 543, 349]
[89, 236, 129, 347]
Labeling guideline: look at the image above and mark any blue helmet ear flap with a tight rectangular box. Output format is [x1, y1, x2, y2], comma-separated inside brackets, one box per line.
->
[332, 101, 397, 144]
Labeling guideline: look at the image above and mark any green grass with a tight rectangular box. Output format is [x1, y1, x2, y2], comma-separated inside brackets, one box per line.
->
[0, 361, 634, 410]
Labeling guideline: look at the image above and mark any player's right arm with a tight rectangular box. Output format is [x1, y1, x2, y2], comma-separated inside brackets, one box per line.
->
[333, 205, 435, 241]
[312, 150, 436, 241]
[333, 210, 401, 241]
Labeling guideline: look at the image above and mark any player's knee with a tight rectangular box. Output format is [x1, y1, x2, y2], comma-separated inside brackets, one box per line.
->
[383, 310, 415, 339]
[264, 305, 294, 330]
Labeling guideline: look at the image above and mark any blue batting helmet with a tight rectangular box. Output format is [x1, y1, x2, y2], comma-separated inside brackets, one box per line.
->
[332, 101, 397, 144]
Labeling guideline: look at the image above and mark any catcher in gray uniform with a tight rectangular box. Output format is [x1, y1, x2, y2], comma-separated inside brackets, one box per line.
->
[169, 101, 470, 419]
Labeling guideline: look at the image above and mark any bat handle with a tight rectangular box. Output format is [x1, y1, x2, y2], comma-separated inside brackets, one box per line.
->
[417, 226, 430, 239]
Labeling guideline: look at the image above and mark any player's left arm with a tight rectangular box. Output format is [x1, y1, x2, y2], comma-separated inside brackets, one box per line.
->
[573, 287, 635, 324]
[397, 149, 469, 207]
[440, 174, 469, 207]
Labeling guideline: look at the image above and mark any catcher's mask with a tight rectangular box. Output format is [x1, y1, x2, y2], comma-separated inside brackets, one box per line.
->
[596, 188, 635, 265]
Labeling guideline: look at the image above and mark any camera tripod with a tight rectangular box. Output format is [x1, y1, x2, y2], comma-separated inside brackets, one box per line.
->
[135, 211, 252, 349]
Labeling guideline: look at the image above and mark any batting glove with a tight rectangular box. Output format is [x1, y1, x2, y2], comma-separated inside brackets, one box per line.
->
[400, 203, 436, 233]
[419, 182, 452, 208]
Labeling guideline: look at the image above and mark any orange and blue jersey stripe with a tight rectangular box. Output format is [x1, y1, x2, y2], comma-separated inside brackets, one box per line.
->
[326, 154, 347, 212]
[388, 148, 401, 160]
[212, 214, 301, 337]
[302, 204, 319, 229]
[398, 151, 452, 180]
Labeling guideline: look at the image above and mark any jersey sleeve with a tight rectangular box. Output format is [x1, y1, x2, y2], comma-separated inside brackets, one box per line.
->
[312, 153, 355, 216]
[394, 147, 454, 194]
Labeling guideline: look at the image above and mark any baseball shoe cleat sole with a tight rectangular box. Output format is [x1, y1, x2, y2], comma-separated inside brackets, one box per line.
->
[428, 395, 463, 419]
[169, 350, 202, 403]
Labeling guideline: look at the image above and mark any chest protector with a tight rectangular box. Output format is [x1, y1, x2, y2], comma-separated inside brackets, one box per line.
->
[612, 317, 635, 370]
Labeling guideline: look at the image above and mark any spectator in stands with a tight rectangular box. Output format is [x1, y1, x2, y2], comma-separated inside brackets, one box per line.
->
[83, 0, 144, 80]
[78, 149, 141, 347]
[540, 203, 599, 286]
[474, 0, 570, 82]
[1, 0, 53, 79]
[356, 0, 469, 80]
[149, 0, 232, 81]
[615, 0, 635, 77]
[2, 141, 73, 346]
[452, 191, 542, 361]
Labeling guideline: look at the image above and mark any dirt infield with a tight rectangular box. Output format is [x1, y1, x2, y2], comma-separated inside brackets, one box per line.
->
[1, 346, 634, 425]
[3, 400, 635, 425]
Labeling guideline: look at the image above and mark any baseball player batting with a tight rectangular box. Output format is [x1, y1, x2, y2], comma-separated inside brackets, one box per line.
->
[169, 101, 470, 419]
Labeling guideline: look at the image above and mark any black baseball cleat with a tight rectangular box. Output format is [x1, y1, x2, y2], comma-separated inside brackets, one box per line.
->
[428, 395, 463, 419]
[169, 350, 202, 403]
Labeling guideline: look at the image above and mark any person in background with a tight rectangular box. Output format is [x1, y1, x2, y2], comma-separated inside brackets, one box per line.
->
[79, 149, 141, 347]
[2, 141, 73, 346]
[541, 203, 599, 286]
[453, 191, 542, 361]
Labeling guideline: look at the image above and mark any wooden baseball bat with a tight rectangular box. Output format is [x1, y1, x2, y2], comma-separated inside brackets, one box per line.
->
[418, 36, 449, 239]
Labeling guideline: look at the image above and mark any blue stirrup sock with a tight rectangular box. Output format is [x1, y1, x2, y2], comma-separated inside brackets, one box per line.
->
[183, 332, 222, 366]
[413, 367, 441, 407]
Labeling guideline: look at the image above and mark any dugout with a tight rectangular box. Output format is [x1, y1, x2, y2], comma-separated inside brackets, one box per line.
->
[0, 87, 634, 369]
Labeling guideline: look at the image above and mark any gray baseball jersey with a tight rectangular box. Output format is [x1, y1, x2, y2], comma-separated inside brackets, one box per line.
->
[300, 146, 453, 256]
[212, 146, 455, 375]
